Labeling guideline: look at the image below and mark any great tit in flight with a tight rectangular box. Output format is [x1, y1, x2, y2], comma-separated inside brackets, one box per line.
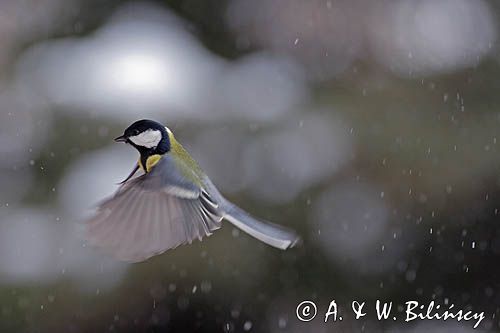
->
[85, 119, 300, 262]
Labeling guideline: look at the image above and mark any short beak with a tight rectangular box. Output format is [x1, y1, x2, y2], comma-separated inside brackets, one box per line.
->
[114, 135, 127, 143]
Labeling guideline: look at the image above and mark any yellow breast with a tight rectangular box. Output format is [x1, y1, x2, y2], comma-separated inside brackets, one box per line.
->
[139, 154, 163, 173]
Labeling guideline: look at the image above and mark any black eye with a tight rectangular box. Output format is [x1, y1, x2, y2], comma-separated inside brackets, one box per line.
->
[133, 129, 140, 135]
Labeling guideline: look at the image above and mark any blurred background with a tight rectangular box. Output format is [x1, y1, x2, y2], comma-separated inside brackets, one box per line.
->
[1, 0, 500, 331]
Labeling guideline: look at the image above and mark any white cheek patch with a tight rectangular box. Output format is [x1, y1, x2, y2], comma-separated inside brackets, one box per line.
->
[129, 129, 162, 148]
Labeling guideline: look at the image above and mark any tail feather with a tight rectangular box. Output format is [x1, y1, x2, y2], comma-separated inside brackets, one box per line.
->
[202, 176, 300, 249]
[222, 203, 300, 250]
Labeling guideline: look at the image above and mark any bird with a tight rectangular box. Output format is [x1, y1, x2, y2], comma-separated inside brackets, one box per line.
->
[85, 119, 300, 262]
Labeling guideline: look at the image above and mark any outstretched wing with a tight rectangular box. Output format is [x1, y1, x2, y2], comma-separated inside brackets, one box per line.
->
[85, 155, 223, 262]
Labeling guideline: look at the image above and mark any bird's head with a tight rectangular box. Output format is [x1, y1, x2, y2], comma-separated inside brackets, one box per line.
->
[115, 119, 171, 155]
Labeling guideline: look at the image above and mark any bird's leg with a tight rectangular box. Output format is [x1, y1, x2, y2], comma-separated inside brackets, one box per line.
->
[118, 163, 140, 184]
